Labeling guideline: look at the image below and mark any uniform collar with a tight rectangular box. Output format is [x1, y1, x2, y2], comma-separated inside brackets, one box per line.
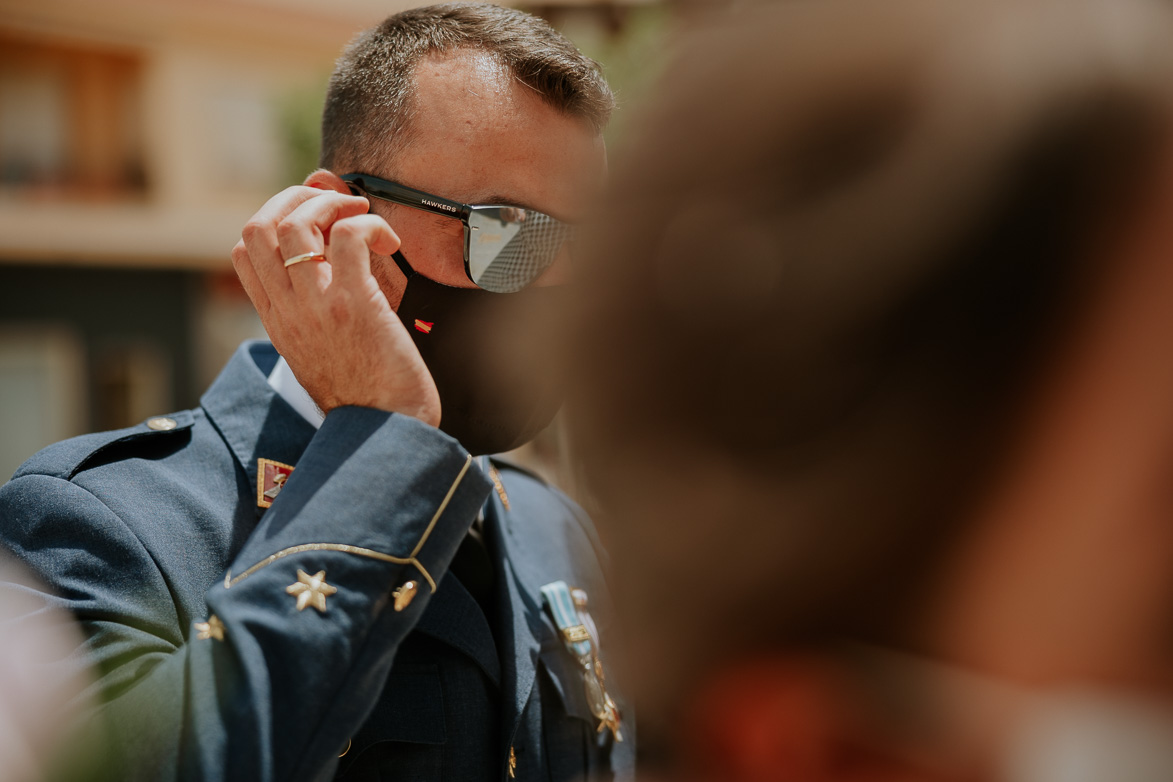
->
[267, 356, 324, 430]
[200, 341, 318, 499]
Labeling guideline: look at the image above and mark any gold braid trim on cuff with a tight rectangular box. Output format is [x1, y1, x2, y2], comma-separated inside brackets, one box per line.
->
[224, 455, 474, 594]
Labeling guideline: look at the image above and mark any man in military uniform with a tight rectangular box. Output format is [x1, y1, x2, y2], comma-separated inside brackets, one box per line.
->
[0, 5, 630, 780]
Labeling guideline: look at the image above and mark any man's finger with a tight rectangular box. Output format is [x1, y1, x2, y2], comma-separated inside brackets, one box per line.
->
[231, 239, 271, 318]
[242, 186, 335, 302]
[278, 193, 371, 297]
[326, 215, 401, 288]
[276, 192, 370, 267]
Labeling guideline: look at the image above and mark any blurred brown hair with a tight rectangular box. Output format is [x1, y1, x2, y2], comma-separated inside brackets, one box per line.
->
[565, 0, 1173, 735]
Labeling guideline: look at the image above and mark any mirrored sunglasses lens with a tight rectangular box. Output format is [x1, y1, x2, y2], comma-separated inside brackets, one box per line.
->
[467, 208, 570, 293]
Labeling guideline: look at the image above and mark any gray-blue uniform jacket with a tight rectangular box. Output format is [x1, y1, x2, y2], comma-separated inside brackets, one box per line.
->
[0, 341, 633, 781]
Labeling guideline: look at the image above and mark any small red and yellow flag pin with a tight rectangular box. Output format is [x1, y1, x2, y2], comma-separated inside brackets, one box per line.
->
[414, 319, 434, 334]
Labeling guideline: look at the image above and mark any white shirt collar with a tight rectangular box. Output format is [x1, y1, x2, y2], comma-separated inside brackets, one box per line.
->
[267, 356, 324, 429]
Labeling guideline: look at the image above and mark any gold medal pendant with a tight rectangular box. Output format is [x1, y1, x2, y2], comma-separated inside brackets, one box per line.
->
[541, 581, 624, 742]
[581, 658, 622, 740]
[583, 666, 608, 719]
[588, 657, 623, 741]
[599, 693, 623, 741]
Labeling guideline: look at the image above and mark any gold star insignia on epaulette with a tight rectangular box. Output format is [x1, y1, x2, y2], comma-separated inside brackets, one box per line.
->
[194, 615, 225, 641]
[286, 569, 337, 613]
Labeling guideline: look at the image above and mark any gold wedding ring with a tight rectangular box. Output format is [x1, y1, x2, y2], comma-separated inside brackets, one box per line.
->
[283, 252, 327, 268]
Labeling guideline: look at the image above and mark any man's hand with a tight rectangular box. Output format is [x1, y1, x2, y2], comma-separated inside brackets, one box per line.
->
[232, 186, 441, 427]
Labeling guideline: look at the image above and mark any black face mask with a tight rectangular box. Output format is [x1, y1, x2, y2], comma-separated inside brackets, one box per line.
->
[391, 251, 564, 456]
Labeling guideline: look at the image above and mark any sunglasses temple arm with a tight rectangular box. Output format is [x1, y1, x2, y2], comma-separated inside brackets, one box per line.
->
[341, 175, 470, 221]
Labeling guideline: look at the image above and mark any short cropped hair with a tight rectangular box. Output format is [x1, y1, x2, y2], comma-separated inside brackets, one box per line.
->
[320, 2, 613, 173]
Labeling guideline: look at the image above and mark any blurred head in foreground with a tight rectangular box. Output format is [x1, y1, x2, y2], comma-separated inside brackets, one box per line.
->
[565, 0, 1173, 779]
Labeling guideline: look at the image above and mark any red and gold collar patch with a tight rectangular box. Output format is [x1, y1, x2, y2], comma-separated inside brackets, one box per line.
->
[257, 458, 295, 509]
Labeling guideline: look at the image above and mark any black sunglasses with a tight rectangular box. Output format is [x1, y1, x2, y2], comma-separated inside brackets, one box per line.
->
[342, 173, 573, 294]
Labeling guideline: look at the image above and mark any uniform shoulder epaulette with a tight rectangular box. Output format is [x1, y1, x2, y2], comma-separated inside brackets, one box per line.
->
[12, 411, 196, 482]
[487, 455, 551, 487]
[491, 458, 608, 566]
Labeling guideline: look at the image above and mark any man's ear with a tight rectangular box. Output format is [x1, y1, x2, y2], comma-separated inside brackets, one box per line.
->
[303, 169, 350, 194]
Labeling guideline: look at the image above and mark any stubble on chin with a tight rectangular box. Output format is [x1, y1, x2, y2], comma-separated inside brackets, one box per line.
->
[370, 250, 408, 311]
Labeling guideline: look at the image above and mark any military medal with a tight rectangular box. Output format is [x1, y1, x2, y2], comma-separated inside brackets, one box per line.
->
[257, 458, 295, 508]
[540, 580, 623, 741]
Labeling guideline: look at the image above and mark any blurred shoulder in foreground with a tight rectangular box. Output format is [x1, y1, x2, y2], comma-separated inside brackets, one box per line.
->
[0, 555, 101, 782]
[563, 0, 1173, 779]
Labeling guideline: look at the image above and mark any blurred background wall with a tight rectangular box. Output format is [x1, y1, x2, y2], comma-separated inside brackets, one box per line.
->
[0, 0, 667, 480]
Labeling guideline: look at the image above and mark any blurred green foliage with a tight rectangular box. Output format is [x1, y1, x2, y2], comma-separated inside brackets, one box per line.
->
[277, 74, 330, 186]
[548, 4, 673, 147]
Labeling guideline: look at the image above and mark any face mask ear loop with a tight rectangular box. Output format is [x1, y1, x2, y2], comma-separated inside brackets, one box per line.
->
[346, 180, 413, 279]
[392, 250, 418, 281]
[348, 182, 417, 285]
